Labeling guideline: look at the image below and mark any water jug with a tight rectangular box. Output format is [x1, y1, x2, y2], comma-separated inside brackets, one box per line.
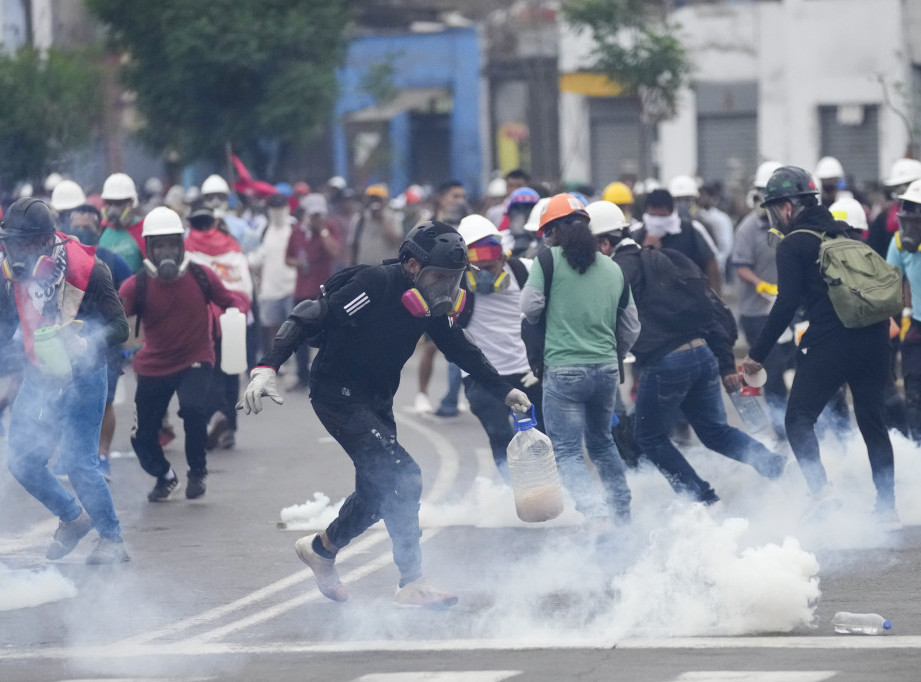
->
[33, 326, 73, 381]
[506, 406, 564, 522]
[219, 307, 247, 375]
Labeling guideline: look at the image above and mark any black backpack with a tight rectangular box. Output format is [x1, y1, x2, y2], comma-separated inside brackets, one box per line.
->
[134, 262, 212, 337]
[520, 248, 554, 378]
[301, 263, 374, 347]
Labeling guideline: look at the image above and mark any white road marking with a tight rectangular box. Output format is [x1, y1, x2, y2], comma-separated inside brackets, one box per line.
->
[620, 636, 920, 649]
[674, 674, 837, 682]
[395, 412, 459, 504]
[354, 673, 521, 682]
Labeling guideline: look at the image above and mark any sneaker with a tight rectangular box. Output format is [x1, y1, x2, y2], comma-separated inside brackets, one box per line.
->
[147, 472, 179, 502]
[85, 537, 130, 565]
[206, 415, 230, 451]
[294, 535, 348, 602]
[413, 392, 433, 414]
[393, 578, 458, 609]
[433, 406, 460, 418]
[186, 472, 207, 500]
[874, 506, 902, 532]
[46, 511, 93, 560]
[216, 429, 236, 450]
[158, 426, 176, 447]
[98, 455, 111, 482]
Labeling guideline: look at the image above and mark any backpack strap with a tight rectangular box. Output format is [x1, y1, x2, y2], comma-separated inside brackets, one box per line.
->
[537, 247, 554, 308]
[134, 269, 147, 337]
[787, 228, 829, 241]
[508, 257, 530, 289]
[188, 262, 213, 303]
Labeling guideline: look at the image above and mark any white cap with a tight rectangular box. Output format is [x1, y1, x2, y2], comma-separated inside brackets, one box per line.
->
[754, 161, 783, 189]
[101, 172, 138, 203]
[50, 180, 87, 212]
[44, 172, 64, 193]
[668, 174, 699, 199]
[815, 156, 845, 180]
[201, 174, 230, 196]
[142, 206, 185, 237]
[586, 201, 629, 236]
[458, 214, 500, 246]
[524, 197, 551, 232]
[301, 193, 328, 216]
[486, 177, 507, 198]
[829, 196, 868, 230]
[886, 158, 921, 188]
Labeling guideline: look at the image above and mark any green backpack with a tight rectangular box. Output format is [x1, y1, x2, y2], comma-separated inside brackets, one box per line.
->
[789, 228, 903, 328]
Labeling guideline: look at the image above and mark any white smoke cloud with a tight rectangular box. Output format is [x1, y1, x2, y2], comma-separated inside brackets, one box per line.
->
[0, 562, 77, 611]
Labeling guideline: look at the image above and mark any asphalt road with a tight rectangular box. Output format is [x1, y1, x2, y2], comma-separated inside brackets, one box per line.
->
[1, 351, 921, 682]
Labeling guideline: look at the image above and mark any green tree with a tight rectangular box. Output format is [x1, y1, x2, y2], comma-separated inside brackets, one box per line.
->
[563, 0, 693, 178]
[0, 46, 102, 185]
[87, 0, 352, 176]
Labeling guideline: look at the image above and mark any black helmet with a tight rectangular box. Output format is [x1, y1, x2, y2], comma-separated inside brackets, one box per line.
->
[1, 198, 56, 237]
[399, 220, 468, 270]
[760, 166, 819, 207]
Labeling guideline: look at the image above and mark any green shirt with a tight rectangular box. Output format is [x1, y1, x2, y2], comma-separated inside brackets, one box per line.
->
[525, 247, 628, 369]
[99, 227, 143, 272]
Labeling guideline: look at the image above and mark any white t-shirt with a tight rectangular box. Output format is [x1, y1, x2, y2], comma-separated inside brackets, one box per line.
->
[463, 260, 532, 377]
[249, 223, 296, 301]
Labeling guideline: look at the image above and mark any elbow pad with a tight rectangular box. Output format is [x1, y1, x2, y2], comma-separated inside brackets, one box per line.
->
[279, 298, 328, 347]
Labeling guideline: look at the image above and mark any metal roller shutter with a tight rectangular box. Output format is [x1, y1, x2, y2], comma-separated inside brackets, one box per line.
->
[819, 104, 880, 186]
[589, 98, 641, 186]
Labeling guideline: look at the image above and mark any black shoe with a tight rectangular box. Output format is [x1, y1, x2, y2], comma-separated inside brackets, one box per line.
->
[186, 472, 207, 499]
[148, 473, 178, 502]
[46, 511, 94, 560]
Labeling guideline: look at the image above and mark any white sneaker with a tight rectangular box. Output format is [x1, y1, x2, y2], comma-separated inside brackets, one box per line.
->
[874, 507, 902, 532]
[393, 578, 458, 609]
[414, 392, 433, 414]
[295, 535, 348, 602]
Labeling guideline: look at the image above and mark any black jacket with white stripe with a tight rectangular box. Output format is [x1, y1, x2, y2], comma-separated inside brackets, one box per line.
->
[306, 261, 510, 407]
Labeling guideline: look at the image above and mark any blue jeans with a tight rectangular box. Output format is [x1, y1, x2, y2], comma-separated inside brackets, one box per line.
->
[542, 363, 631, 520]
[7, 366, 121, 539]
[437, 362, 463, 415]
[634, 344, 785, 503]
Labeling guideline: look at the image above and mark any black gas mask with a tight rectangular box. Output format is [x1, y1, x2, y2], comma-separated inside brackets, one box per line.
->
[898, 200, 921, 252]
[144, 235, 189, 281]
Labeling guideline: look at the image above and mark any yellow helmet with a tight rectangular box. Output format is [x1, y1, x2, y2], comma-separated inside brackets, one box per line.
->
[602, 181, 634, 206]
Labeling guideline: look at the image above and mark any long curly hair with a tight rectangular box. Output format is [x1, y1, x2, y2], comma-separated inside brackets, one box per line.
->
[558, 216, 597, 274]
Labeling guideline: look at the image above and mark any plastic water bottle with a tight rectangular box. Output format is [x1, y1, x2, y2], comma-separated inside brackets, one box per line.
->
[506, 406, 564, 522]
[32, 326, 73, 381]
[832, 612, 892, 635]
[729, 369, 771, 434]
[219, 307, 247, 375]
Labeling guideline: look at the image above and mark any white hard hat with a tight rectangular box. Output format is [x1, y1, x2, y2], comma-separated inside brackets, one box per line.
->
[458, 214, 500, 246]
[829, 197, 868, 230]
[815, 156, 845, 180]
[201, 174, 230, 196]
[142, 206, 185, 238]
[327, 176, 347, 190]
[885, 158, 921, 188]
[144, 176, 164, 195]
[668, 174, 699, 199]
[586, 201, 628, 236]
[754, 161, 783, 189]
[101, 172, 138, 203]
[524, 197, 551, 233]
[486, 177, 507, 198]
[897, 179, 921, 205]
[44, 172, 64, 193]
[50, 180, 87, 212]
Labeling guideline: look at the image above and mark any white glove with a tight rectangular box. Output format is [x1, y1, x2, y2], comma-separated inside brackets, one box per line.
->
[237, 367, 283, 415]
[521, 371, 539, 388]
[504, 388, 531, 415]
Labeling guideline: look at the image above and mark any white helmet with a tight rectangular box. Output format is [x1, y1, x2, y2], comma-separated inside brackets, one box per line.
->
[17, 183, 33, 199]
[101, 172, 138, 204]
[524, 197, 551, 233]
[201, 174, 230, 196]
[586, 201, 628, 236]
[668, 174, 699, 199]
[885, 158, 921, 188]
[486, 177, 507, 198]
[754, 161, 783, 189]
[184, 185, 200, 203]
[50, 180, 87, 212]
[142, 206, 185, 238]
[829, 197, 868, 230]
[897, 179, 921, 205]
[44, 172, 64, 193]
[458, 214, 500, 246]
[144, 176, 164, 196]
[815, 156, 845, 180]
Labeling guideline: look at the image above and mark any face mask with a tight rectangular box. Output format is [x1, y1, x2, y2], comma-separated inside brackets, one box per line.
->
[104, 205, 131, 227]
[643, 212, 681, 238]
[1, 235, 58, 281]
[203, 195, 228, 219]
[765, 203, 791, 235]
[144, 237, 188, 280]
[71, 226, 99, 246]
[402, 266, 466, 317]
[897, 214, 921, 252]
[464, 267, 509, 295]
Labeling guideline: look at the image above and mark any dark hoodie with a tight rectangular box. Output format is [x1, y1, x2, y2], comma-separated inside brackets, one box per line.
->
[749, 205, 884, 362]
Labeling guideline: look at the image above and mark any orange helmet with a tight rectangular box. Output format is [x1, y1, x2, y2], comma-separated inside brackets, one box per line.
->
[537, 193, 588, 237]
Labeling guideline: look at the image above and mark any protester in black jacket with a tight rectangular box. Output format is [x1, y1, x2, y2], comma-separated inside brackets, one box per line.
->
[239, 221, 531, 608]
[742, 166, 897, 527]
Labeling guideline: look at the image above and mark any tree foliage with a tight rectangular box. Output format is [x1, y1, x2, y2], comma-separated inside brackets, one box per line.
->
[87, 0, 352, 171]
[562, 0, 692, 123]
[0, 46, 102, 184]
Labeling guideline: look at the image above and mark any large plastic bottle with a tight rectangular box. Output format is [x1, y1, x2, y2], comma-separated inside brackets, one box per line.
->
[729, 368, 771, 434]
[33, 326, 73, 381]
[506, 406, 564, 522]
[832, 612, 892, 635]
[219, 307, 247, 375]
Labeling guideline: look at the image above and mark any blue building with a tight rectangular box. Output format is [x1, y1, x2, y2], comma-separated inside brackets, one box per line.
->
[333, 26, 483, 199]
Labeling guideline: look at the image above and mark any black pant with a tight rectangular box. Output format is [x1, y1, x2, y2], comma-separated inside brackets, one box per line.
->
[741, 315, 793, 437]
[785, 326, 895, 508]
[132, 365, 213, 478]
[207, 342, 240, 431]
[901, 321, 921, 442]
[312, 399, 423, 583]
